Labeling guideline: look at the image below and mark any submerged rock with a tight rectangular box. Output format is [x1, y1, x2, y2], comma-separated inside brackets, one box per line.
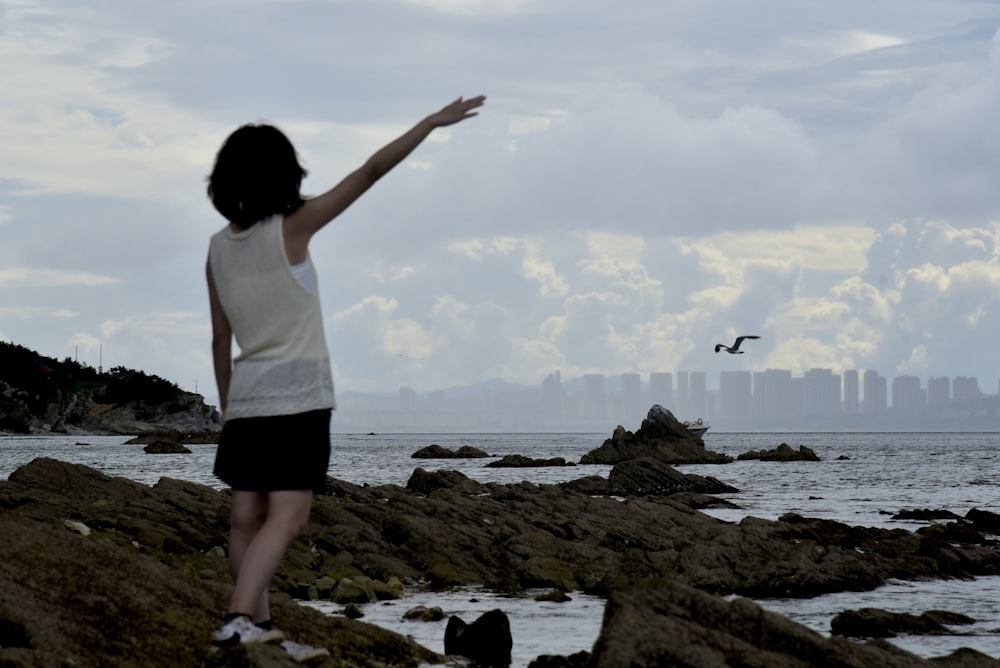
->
[411, 444, 489, 459]
[737, 443, 820, 461]
[486, 455, 569, 468]
[143, 440, 192, 454]
[831, 607, 976, 638]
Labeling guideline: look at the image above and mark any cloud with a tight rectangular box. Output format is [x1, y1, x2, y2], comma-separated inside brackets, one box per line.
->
[0, 268, 117, 288]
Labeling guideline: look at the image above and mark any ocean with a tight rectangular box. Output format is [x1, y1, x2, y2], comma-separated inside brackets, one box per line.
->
[3, 430, 1000, 665]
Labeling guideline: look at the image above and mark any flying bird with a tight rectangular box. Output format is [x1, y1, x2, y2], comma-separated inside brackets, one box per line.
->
[715, 335, 760, 354]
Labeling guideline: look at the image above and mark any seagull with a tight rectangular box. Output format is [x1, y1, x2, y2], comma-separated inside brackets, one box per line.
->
[715, 335, 760, 354]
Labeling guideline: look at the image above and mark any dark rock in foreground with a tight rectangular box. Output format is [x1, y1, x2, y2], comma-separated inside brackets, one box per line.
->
[5, 455, 1000, 666]
[581, 578, 1000, 668]
[580, 405, 732, 465]
[608, 457, 738, 496]
[444, 609, 512, 668]
[411, 444, 490, 459]
[737, 443, 820, 461]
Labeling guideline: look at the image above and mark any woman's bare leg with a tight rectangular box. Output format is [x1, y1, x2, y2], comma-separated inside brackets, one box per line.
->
[228, 490, 270, 621]
[228, 490, 313, 620]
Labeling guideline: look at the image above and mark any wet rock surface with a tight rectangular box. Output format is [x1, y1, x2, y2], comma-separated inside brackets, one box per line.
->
[3, 407, 1000, 666]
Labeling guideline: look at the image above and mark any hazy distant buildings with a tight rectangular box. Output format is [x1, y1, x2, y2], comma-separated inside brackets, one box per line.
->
[581, 373, 606, 422]
[330, 364, 998, 432]
[541, 371, 562, 422]
[689, 371, 707, 418]
[399, 386, 417, 412]
[620, 372, 642, 426]
[676, 371, 690, 417]
[720, 370, 753, 419]
[954, 376, 981, 402]
[863, 370, 888, 413]
[891, 375, 924, 409]
[803, 368, 840, 415]
[843, 370, 859, 414]
[927, 376, 950, 406]
[753, 369, 793, 420]
[649, 372, 673, 409]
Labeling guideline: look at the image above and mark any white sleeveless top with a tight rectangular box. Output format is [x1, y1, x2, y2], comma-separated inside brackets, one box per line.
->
[208, 215, 336, 419]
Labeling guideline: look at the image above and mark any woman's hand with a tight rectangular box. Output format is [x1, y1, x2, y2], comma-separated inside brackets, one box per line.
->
[427, 95, 487, 128]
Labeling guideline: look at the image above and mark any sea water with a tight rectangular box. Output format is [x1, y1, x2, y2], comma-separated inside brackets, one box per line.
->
[3, 431, 1000, 664]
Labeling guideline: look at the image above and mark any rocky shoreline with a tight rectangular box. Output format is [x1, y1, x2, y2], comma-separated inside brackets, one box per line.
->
[2, 406, 999, 667]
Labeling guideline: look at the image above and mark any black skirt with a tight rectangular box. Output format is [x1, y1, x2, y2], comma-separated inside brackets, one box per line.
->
[213, 409, 332, 492]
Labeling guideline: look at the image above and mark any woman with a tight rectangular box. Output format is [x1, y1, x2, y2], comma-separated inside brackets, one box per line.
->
[205, 95, 485, 660]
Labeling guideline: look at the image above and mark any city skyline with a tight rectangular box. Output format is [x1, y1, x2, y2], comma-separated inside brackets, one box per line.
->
[329, 367, 998, 433]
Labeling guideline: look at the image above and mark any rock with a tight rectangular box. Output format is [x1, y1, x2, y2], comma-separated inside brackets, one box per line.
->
[558, 475, 611, 495]
[403, 605, 444, 621]
[332, 576, 376, 604]
[967, 508, 1000, 534]
[579, 405, 732, 465]
[405, 468, 487, 495]
[486, 455, 569, 468]
[143, 440, 192, 454]
[126, 430, 219, 445]
[64, 519, 91, 536]
[528, 651, 591, 668]
[444, 608, 512, 668]
[5, 456, 1000, 666]
[893, 508, 964, 522]
[343, 602, 365, 619]
[534, 590, 572, 602]
[608, 457, 739, 496]
[411, 444, 489, 459]
[0, 508, 441, 668]
[737, 443, 821, 461]
[583, 578, 997, 668]
[831, 607, 975, 638]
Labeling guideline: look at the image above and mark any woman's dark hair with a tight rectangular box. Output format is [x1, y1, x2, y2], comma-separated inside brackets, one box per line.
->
[207, 124, 308, 228]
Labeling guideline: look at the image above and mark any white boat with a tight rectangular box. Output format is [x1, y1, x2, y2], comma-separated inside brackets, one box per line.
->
[683, 418, 709, 437]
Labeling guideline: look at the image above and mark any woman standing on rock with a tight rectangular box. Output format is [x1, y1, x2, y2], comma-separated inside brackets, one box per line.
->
[204, 95, 485, 660]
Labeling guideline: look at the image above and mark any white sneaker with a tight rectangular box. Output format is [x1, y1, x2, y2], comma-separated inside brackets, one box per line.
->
[281, 639, 331, 664]
[211, 614, 285, 648]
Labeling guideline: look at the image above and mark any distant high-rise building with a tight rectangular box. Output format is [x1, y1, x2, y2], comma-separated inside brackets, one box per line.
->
[677, 371, 690, 416]
[689, 371, 707, 418]
[803, 368, 841, 415]
[753, 369, 793, 419]
[581, 373, 606, 422]
[399, 386, 417, 412]
[719, 370, 753, 419]
[953, 376, 981, 403]
[891, 375, 924, 409]
[843, 369, 859, 414]
[620, 373, 642, 426]
[649, 372, 673, 410]
[541, 370, 562, 422]
[427, 389, 445, 411]
[927, 376, 950, 406]
[863, 370, 888, 413]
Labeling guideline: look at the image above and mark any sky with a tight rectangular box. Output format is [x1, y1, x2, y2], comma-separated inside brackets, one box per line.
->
[4, 0, 1000, 409]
